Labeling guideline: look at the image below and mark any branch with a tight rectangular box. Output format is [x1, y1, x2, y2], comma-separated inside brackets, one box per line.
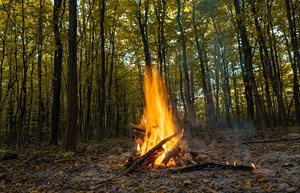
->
[243, 137, 300, 144]
[168, 162, 255, 173]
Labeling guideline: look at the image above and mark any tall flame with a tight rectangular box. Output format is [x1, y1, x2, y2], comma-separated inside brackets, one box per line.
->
[138, 66, 178, 165]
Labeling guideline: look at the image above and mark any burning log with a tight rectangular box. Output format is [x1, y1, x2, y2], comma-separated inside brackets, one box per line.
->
[130, 123, 145, 135]
[173, 155, 185, 167]
[126, 132, 178, 173]
[131, 123, 145, 146]
[163, 145, 181, 165]
[142, 149, 163, 167]
[162, 129, 186, 166]
[168, 162, 255, 173]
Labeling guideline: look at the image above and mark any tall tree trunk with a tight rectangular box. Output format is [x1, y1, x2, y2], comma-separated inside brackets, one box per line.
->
[258, 44, 274, 129]
[50, 0, 63, 145]
[65, 0, 78, 152]
[192, 0, 215, 127]
[154, 0, 166, 77]
[233, 0, 267, 129]
[97, 0, 106, 139]
[176, 0, 196, 129]
[233, 1, 254, 121]
[251, 2, 287, 128]
[18, 0, 28, 147]
[0, 3, 11, 133]
[177, 52, 187, 117]
[36, 0, 44, 146]
[212, 19, 232, 125]
[135, 0, 151, 68]
[84, 15, 97, 141]
[285, 0, 300, 125]
[231, 61, 240, 121]
[107, 0, 118, 137]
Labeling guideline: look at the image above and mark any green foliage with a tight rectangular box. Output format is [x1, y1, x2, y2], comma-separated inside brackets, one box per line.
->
[0, 0, 299, 148]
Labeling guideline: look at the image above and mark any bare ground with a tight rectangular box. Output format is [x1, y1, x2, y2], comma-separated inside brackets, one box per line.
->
[0, 129, 299, 193]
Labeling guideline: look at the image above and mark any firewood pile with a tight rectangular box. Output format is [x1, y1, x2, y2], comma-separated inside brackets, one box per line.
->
[123, 124, 256, 173]
[124, 124, 194, 173]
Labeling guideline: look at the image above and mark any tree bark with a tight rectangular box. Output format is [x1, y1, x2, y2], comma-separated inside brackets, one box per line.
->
[192, 0, 215, 127]
[97, 0, 106, 139]
[285, 0, 300, 125]
[65, 0, 78, 152]
[176, 0, 196, 129]
[135, 0, 151, 68]
[251, 2, 287, 128]
[36, 0, 44, 146]
[233, 0, 267, 129]
[50, 0, 63, 145]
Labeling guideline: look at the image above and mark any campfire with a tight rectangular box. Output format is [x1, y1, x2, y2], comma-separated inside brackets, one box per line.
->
[124, 66, 187, 172]
[124, 66, 255, 173]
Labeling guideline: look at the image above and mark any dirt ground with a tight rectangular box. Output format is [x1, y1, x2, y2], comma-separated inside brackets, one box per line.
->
[0, 128, 299, 193]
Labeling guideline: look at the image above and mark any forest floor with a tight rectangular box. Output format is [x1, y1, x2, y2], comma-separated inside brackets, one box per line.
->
[1, 128, 300, 193]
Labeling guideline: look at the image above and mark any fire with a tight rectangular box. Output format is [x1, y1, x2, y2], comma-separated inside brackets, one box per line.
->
[137, 66, 178, 165]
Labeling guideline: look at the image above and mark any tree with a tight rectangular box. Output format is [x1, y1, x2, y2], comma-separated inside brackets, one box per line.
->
[50, 0, 63, 145]
[97, 0, 106, 139]
[233, 0, 267, 129]
[134, 0, 151, 68]
[65, 0, 78, 152]
[36, 0, 44, 146]
[250, 1, 287, 128]
[285, 0, 300, 125]
[192, 0, 215, 127]
[176, 0, 196, 129]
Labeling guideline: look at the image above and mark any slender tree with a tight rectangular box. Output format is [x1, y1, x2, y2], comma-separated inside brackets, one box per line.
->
[233, 0, 267, 129]
[285, 0, 300, 125]
[177, 0, 196, 128]
[36, 0, 44, 146]
[50, 0, 63, 145]
[65, 0, 78, 152]
[192, 0, 215, 127]
[97, 0, 106, 139]
[251, 1, 287, 128]
[134, 0, 151, 68]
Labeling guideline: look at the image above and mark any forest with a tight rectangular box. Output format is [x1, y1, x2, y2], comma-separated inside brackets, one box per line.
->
[0, 0, 300, 192]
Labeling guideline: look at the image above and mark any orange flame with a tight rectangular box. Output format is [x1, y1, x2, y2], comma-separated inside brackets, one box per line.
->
[137, 67, 178, 165]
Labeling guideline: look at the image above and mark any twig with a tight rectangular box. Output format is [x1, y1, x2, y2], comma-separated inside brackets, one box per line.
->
[243, 137, 300, 144]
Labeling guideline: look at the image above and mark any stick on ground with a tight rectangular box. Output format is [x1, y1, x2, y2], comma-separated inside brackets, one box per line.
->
[168, 162, 255, 173]
[243, 137, 300, 144]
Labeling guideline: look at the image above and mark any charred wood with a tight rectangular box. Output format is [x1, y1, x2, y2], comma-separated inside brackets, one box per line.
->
[163, 145, 181, 165]
[130, 123, 145, 135]
[162, 131, 184, 165]
[168, 162, 255, 173]
[126, 132, 178, 173]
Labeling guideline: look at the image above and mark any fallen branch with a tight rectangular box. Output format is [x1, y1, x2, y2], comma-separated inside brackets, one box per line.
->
[127, 132, 178, 173]
[168, 162, 255, 173]
[243, 137, 300, 144]
[0, 151, 18, 161]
